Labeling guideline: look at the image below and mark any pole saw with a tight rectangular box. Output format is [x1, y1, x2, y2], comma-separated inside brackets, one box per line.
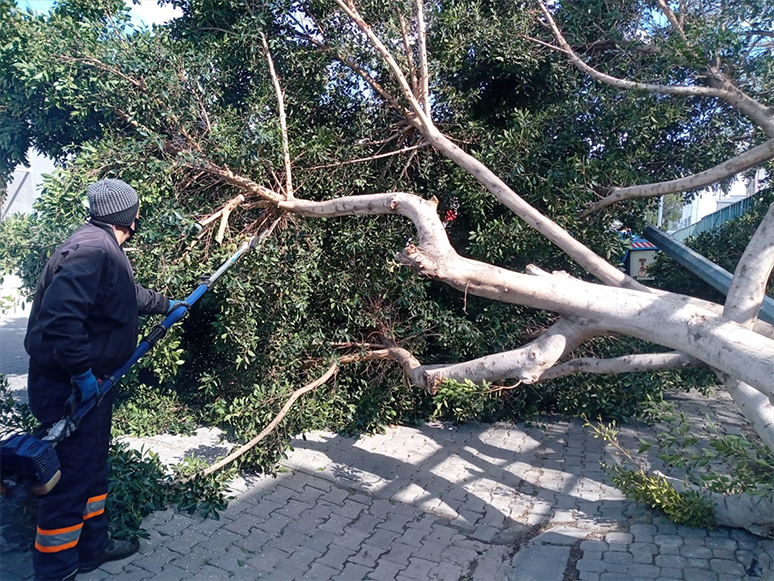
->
[0, 230, 269, 495]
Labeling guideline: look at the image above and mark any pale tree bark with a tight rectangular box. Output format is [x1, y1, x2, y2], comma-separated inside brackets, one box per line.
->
[720, 200, 774, 451]
[537, 352, 700, 381]
[536, 0, 774, 217]
[580, 138, 774, 216]
[261, 35, 294, 199]
[418, 317, 599, 390]
[275, 193, 774, 399]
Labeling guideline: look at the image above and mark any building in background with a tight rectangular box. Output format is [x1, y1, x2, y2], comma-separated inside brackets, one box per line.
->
[1, 149, 56, 221]
[673, 169, 766, 232]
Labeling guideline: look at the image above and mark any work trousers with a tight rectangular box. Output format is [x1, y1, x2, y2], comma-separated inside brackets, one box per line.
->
[28, 370, 113, 581]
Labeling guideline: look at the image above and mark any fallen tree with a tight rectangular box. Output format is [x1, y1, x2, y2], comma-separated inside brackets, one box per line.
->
[1, 0, 773, 535]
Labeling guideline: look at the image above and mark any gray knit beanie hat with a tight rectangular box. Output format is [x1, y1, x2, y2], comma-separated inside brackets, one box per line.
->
[87, 179, 139, 227]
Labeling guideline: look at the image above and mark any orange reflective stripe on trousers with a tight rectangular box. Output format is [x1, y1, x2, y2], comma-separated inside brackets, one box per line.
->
[35, 522, 83, 553]
[83, 493, 107, 520]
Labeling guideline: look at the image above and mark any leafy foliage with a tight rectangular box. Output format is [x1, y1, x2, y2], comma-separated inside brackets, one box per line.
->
[107, 441, 230, 539]
[0, 374, 37, 439]
[642, 398, 774, 497]
[609, 466, 716, 529]
[588, 418, 716, 529]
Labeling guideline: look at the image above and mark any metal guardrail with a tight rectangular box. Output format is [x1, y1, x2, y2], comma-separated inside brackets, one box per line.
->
[670, 195, 756, 242]
[644, 225, 774, 325]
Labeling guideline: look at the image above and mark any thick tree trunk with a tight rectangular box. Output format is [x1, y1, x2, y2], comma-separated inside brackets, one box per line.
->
[279, 193, 774, 399]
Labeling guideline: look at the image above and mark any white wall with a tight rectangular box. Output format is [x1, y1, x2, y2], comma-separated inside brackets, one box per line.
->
[1, 149, 56, 220]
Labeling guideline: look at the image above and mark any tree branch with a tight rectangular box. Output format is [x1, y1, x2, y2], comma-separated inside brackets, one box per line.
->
[414, 0, 430, 117]
[300, 32, 406, 114]
[307, 143, 428, 170]
[199, 161, 284, 203]
[725, 201, 774, 328]
[418, 128, 648, 290]
[580, 138, 774, 216]
[720, 200, 774, 450]
[418, 317, 598, 390]
[333, 0, 430, 125]
[195, 361, 339, 479]
[538, 2, 727, 99]
[397, 10, 419, 100]
[538, 1, 774, 137]
[261, 35, 293, 199]
[655, 0, 688, 43]
[277, 192, 774, 397]
[537, 352, 701, 381]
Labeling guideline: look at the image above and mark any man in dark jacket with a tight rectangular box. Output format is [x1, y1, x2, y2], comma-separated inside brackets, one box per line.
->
[24, 178, 175, 580]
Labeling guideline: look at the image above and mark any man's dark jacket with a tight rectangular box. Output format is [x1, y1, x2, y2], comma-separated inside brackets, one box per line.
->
[25, 221, 169, 380]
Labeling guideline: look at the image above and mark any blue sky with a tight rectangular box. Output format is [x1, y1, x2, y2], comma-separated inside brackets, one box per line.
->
[18, 0, 182, 26]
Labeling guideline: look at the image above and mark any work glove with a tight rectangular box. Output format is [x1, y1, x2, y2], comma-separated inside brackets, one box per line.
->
[167, 299, 185, 315]
[71, 369, 100, 402]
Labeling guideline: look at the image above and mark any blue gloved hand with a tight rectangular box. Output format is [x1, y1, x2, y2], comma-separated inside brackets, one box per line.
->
[71, 369, 100, 402]
[167, 299, 185, 315]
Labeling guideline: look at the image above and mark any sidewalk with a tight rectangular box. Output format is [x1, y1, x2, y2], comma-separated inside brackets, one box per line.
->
[2, 278, 773, 580]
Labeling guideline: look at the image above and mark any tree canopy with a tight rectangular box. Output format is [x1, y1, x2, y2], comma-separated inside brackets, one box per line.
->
[1, 0, 773, 535]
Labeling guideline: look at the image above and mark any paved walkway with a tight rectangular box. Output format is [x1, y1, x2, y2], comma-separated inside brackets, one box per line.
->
[2, 278, 773, 581]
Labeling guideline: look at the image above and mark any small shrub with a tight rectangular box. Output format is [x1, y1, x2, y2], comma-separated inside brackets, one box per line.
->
[587, 418, 716, 529]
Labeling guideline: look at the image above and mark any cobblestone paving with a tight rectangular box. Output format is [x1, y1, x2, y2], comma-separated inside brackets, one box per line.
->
[2, 276, 773, 580]
[2, 403, 773, 581]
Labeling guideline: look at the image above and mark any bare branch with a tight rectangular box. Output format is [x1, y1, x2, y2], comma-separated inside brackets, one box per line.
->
[397, 10, 419, 99]
[419, 318, 599, 390]
[537, 1, 726, 99]
[307, 143, 428, 170]
[655, 0, 688, 43]
[341, 343, 428, 390]
[261, 35, 294, 199]
[333, 0, 430, 125]
[198, 193, 244, 228]
[720, 375, 774, 454]
[523, 34, 571, 53]
[300, 33, 406, 113]
[580, 138, 774, 216]
[200, 161, 285, 203]
[721, 200, 774, 444]
[414, 0, 430, 117]
[537, 352, 701, 381]
[537, 1, 774, 136]
[61, 55, 146, 89]
[215, 195, 245, 243]
[195, 362, 338, 479]
[725, 201, 774, 327]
